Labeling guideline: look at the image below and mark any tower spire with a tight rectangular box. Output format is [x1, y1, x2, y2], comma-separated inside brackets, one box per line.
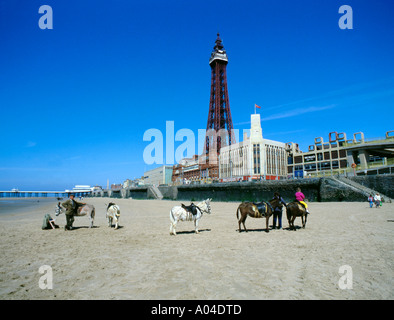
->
[213, 32, 224, 51]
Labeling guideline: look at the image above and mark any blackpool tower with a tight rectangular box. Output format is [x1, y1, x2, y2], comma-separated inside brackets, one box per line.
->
[205, 33, 235, 157]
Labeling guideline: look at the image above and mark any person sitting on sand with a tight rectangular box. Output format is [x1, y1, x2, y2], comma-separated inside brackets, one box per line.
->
[295, 187, 310, 214]
[61, 194, 86, 230]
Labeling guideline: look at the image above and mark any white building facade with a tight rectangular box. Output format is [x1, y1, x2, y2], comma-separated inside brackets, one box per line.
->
[219, 114, 287, 181]
[143, 165, 173, 185]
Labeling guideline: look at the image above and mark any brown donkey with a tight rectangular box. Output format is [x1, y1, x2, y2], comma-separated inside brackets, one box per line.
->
[286, 201, 308, 230]
[236, 198, 284, 233]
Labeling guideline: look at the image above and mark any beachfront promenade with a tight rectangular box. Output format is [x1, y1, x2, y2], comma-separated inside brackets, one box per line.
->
[0, 190, 91, 198]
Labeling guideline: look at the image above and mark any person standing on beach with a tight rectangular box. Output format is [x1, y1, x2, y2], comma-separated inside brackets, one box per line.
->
[61, 194, 86, 230]
[368, 194, 374, 208]
[374, 193, 382, 208]
[272, 192, 286, 229]
[295, 187, 310, 214]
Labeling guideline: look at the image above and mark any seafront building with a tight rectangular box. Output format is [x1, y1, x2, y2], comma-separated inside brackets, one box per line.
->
[286, 133, 348, 178]
[286, 130, 394, 178]
[172, 156, 200, 184]
[219, 113, 287, 181]
[143, 165, 173, 186]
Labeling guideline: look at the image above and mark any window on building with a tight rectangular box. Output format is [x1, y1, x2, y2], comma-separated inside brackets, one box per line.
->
[295, 156, 303, 164]
[253, 144, 261, 175]
[304, 163, 317, 171]
[321, 162, 331, 170]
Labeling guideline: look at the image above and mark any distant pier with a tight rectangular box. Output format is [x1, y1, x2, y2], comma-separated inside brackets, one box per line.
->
[0, 190, 91, 198]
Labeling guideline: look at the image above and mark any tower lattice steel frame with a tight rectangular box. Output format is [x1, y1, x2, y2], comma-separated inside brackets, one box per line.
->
[205, 33, 235, 156]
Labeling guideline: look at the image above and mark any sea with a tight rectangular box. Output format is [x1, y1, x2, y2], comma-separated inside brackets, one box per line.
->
[0, 198, 59, 215]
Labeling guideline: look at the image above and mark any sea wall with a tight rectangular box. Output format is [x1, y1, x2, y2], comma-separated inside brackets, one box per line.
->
[128, 187, 149, 199]
[118, 175, 393, 202]
[175, 179, 321, 203]
[158, 186, 178, 200]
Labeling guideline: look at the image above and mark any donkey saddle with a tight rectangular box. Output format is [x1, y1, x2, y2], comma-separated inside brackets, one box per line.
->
[181, 203, 199, 215]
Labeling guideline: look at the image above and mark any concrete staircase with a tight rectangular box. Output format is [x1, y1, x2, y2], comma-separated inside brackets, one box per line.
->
[148, 185, 163, 200]
[332, 176, 392, 203]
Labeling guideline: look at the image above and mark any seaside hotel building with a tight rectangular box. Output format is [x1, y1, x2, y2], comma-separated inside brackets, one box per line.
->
[219, 114, 287, 181]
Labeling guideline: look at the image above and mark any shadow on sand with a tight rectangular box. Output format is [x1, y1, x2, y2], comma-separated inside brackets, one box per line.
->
[175, 228, 211, 235]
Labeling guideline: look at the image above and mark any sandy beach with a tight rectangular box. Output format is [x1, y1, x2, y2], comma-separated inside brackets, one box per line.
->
[0, 197, 393, 300]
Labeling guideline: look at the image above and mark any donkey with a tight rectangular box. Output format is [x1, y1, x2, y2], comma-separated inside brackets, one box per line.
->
[236, 198, 284, 233]
[286, 201, 308, 230]
[169, 198, 212, 235]
[55, 202, 95, 228]
[106, 202, 121, 229]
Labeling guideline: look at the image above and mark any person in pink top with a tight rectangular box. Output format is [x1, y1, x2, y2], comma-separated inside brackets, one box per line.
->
[295, 187, 310, 214]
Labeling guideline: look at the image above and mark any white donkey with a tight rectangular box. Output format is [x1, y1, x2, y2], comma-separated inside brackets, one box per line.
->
[106, 202, 121, 229]
[169, 198, 212, 235]
[55, 202, 95, 228]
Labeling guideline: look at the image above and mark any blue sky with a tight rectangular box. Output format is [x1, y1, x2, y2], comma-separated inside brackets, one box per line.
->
[0, 0, 393, 190]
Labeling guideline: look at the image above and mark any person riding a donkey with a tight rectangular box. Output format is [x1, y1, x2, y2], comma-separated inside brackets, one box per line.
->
[61, 194, 86, 230]
[295, 187, 310, 214]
